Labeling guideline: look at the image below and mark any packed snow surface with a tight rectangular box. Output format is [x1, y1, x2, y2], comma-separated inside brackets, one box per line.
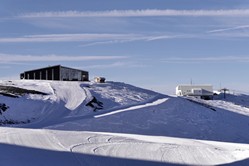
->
[0, 80, 249, 165]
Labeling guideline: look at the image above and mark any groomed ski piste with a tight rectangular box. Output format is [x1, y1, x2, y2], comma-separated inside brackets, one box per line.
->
[0, 80, 249, 166]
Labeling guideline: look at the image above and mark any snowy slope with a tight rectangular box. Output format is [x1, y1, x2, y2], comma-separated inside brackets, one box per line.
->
[0, 80, 249, 165]
[0, 80, 160, 124]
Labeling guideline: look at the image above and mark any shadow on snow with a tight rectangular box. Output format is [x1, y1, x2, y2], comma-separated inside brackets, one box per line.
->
[0, 143, 184, 166]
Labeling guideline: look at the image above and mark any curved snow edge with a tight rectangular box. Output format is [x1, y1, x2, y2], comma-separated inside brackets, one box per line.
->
[94, 94, 168, 118]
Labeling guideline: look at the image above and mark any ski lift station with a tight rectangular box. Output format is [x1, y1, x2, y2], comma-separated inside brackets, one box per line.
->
[176, 85, 214, 100]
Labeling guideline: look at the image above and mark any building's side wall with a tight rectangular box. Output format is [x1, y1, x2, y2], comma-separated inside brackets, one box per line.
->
[60, 67, 89, 81]
[21, 65, 88, 81]
[20, 73, 24, 79]
[81, 71, 89, 81]
[176, 85, 213, 96]
[22, 66, 60, 80]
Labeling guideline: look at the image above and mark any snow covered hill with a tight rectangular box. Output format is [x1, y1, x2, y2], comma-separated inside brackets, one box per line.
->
[0, 80, 249, 165]
[0, 80, 160, 124]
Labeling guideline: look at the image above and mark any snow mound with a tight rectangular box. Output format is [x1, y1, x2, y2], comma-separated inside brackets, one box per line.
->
[84, 81, 161, 110]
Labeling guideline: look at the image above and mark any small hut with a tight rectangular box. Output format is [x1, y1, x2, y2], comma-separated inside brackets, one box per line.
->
[94, 77, 106, 83]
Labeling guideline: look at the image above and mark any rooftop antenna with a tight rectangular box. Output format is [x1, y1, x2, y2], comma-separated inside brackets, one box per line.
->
[190, 78, 193, 85]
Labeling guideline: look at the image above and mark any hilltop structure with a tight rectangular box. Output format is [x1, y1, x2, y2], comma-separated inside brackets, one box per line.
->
[94, 77, 106, 83]
[176, 84, 213, 100]
[20, 65, 89, 81]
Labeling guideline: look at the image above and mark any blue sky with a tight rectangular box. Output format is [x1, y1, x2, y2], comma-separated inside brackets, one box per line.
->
[1, 0, 249, 94]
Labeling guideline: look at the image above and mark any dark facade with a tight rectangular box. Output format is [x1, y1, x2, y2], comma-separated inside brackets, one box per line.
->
[20, 65, 89, 81]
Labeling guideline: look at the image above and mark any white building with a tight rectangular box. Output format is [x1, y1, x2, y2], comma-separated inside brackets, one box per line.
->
[176, 85, 213, 100]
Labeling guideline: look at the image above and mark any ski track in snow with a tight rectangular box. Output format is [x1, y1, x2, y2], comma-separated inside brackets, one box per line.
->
[58, 131, 249, 166]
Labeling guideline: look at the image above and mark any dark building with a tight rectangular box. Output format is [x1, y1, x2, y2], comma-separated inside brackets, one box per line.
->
[20, 65, 89, 81]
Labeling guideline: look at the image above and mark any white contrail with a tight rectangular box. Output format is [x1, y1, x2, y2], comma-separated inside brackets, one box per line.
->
[18, 9, 249, 18]
[0, 53, 128, 62]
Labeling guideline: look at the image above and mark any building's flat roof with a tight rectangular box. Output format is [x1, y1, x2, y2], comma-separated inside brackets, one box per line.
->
[177, 84, 212, 87]
[22, 65, 88, 73]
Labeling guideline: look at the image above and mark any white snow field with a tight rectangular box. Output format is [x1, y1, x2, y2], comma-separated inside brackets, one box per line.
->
[0, 80, 249, 166]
